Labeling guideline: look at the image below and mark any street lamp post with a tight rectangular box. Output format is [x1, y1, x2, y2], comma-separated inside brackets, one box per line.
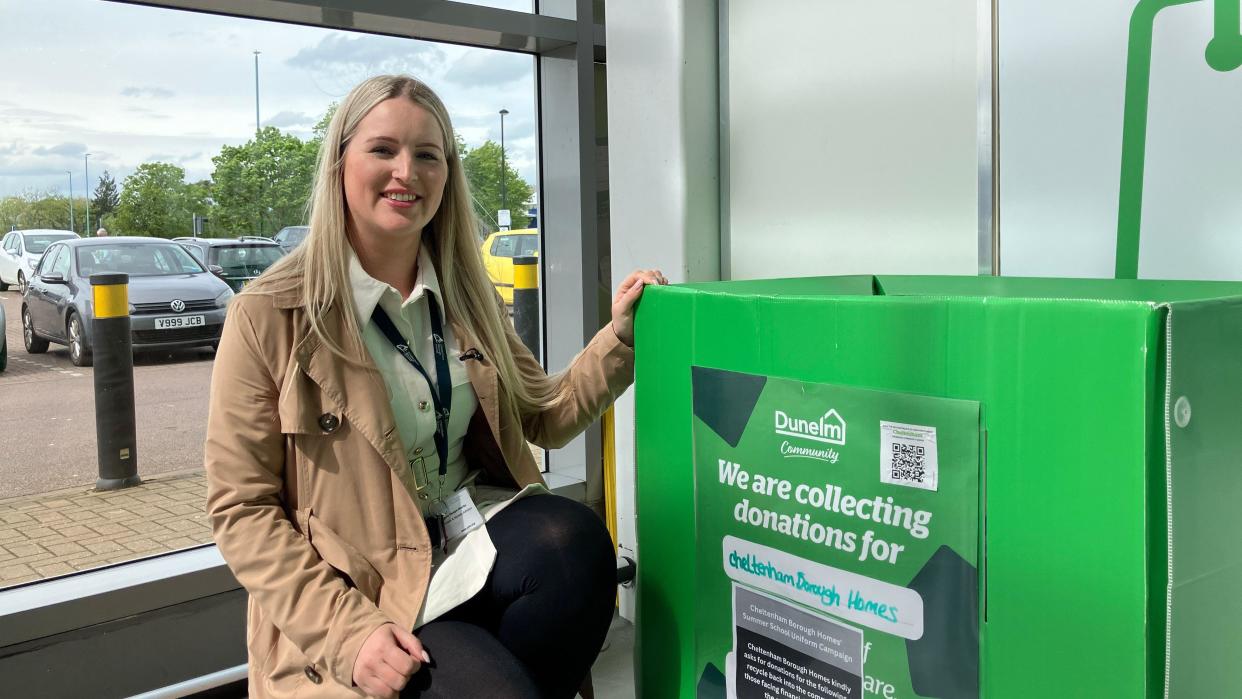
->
[499, 108, 509, 213]
[254, 50, 261, 135]
[84, 153, 91, 235]
[66, 171, 75, 233]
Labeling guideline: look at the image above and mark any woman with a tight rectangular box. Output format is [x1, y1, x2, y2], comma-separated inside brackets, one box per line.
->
[204, 74, 665, 699]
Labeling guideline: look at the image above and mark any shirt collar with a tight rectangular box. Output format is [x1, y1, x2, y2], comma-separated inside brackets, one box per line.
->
[347, 244, 444, 326]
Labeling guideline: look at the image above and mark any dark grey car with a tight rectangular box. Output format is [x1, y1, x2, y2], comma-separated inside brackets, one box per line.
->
[175, 237, 285, 292]
[21, 237, 234, 367]
[272, 225, 309, 254]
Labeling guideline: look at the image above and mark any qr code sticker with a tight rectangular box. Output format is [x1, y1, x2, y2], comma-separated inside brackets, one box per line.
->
[881, 421, 938, 491]
[889, 442, 927, 483]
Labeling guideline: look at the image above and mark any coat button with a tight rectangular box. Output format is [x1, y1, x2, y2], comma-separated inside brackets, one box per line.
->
[418, 400, 430, 412]
[304, 666, 322, 684]
[414, 447, 423, 455]
[318, 413, 340, 433]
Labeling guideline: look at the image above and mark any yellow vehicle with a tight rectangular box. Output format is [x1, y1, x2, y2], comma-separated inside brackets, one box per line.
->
[479, 229, 539, 304]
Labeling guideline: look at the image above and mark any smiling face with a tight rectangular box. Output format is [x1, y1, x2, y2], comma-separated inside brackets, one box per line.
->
[341, 97, 449, 249]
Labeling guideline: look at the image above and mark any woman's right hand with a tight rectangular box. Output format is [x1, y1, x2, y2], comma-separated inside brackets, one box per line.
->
[353, 623, 430, 698]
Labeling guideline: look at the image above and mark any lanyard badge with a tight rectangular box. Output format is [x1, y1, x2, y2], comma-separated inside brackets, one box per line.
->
[373, 296, 454, 553]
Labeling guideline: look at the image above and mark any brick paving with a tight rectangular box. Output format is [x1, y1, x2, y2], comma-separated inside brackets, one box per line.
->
[0, 444, 545, 588]
[0, 468, 211, 587]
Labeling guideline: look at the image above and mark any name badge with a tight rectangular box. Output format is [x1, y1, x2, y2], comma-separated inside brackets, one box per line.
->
[442, 488, 485, 544]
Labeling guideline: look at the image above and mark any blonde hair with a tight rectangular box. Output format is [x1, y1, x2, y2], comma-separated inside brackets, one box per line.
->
[251, 75, 563, 415]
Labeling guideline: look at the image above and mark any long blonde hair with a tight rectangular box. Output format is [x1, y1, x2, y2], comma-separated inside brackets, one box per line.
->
[250, 74, 563, 415]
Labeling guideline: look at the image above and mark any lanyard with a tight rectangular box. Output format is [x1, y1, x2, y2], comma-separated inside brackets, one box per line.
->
[371, 294, 452, 479]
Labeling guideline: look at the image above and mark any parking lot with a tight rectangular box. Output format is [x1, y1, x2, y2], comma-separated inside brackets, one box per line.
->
[0, 289, 214, 499]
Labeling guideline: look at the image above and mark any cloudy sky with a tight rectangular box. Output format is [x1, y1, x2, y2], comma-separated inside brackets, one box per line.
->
[0, 0, 538, 207]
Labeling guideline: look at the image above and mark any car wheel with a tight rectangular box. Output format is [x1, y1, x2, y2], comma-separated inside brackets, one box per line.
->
[68, 313, 92, 367]
[0, 277, 8, 292]
[23, 306, 48, 353]
[0, 337, 7, 372]
[16, 271, 25, 294]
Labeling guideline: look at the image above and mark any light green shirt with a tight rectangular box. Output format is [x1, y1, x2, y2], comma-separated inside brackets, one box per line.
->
[348, 246, 547, 628]
[347, 246, 479, 514]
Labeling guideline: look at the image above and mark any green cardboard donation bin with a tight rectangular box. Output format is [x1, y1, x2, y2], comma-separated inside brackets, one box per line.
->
[634, 275, 1242, 699]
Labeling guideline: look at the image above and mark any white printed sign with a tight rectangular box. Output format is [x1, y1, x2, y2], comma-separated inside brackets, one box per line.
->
[880, 421, 939, 491]
[723, 535, 925, 640]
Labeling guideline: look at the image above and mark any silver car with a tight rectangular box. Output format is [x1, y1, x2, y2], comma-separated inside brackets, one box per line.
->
[22, 237, 233, 367]
[272, 225, 309, 254]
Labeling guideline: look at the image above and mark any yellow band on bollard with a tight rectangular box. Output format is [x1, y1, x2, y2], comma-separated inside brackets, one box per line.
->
[514, 261, 538, 290]
[93, 283, 129, 319]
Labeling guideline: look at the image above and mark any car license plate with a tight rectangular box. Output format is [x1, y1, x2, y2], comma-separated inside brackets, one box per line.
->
[155, 315, 205, 330]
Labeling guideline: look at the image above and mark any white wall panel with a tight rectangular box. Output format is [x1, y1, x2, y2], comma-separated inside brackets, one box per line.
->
[606, 0, 721, 620]
[1000, 0, 1242, 281]
[725, 0, 980, 280]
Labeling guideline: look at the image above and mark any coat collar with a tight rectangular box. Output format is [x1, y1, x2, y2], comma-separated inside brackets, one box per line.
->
[345, 245, 445, 328]
[277, 275, 504, 472]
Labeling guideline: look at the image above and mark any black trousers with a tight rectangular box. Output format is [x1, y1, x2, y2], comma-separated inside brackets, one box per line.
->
[401, 494, 616, 698]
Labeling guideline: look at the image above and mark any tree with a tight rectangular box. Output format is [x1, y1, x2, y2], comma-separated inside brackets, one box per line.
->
[311, 103, 337, 145]
[461, 140, 534, 233]
[91, 171, 120, 224]
[0, 196, 23, 232]
[112, 163, 199, 237]
[210, 127, 317, 237]
[0, 190, 83, 231]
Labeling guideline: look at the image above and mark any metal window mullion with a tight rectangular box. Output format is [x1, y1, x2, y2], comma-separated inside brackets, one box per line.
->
[110, 0, 579, 54]
[978, 0, 999, 275]
[535, 0, 601, 494]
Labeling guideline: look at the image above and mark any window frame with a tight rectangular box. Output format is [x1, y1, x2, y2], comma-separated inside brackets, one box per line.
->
[0, 2, 608, 696]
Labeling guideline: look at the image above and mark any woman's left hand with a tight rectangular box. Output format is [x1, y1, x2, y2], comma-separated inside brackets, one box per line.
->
[611, 268, 668, 348]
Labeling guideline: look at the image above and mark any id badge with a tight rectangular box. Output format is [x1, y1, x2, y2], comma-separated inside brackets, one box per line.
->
[441, 488, 486, 545]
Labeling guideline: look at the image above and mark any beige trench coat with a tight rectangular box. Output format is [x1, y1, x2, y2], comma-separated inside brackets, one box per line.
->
[204, 282, 634, 698]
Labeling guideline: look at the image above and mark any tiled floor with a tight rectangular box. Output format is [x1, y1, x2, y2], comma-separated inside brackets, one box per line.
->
[591, 612, 637, 699]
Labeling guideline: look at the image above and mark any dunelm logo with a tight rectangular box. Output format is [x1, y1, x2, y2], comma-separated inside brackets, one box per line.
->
[774, 409, 846, 446]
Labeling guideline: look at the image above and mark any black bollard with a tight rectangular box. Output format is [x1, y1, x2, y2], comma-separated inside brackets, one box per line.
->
[512, 255, 540, 358]
[91, 273, 140, 491]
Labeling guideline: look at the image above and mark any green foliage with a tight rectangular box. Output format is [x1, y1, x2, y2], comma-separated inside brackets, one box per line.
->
[461, 140, 534, 233]
[91, 171, 120, 223]
[210, 126, 317, 237]
[112, 163, 203, 238]
[312, 102, 337, 144]
[0, 190, 84, 232]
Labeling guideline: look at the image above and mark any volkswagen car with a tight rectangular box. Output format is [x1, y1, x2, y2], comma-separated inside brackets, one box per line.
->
[175, 237, 285, 292]
[22, 237, 233, 366]
[0, 229, 79, 293]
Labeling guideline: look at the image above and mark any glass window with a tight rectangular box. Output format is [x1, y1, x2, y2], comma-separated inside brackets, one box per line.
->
[212, 245, 284, 275]
[275, 226, 309, 245]
[0, 0, 539, 589]
[38, 246, 63, 275]
[50, 246, 71, 277]
[76, 243, 204, 277]
[2, 233, 14, 252]
[25, 234, 76, 254]
[514, 234, 539, 257]
[493, 234, 518, 257]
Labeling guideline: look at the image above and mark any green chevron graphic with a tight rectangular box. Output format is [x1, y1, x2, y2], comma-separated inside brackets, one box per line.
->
[1116, 0, 1242, 279]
